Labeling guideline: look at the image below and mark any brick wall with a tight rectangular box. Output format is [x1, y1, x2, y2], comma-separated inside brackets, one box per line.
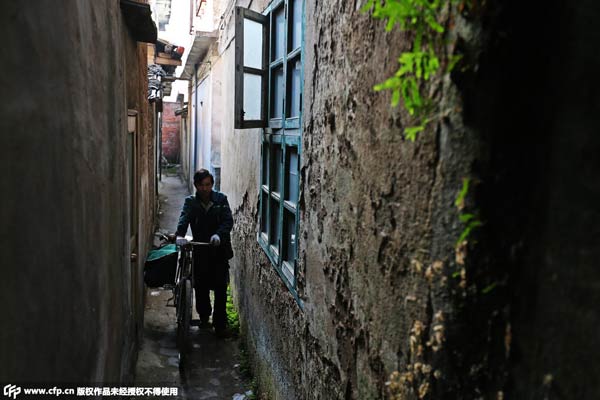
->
[162, 102, 181, 163]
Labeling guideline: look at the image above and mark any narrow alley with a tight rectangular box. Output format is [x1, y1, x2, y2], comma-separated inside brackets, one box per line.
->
[134, 170, 252, 399]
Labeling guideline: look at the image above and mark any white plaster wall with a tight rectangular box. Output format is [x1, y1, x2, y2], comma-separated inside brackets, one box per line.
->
[197, 74, 213, 171]
[215, 42, 261, 212]
[189, 83, 198, 190]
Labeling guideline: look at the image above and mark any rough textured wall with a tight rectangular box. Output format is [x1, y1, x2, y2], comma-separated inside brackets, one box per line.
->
[161, 102, 181, 163]
[0, 1, 152, 384]
[298, 1, 472, 398]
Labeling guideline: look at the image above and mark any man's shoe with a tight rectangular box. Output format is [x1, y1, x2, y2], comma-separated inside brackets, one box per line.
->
[199, 320, 212, 329]
[214, 327, 235, 339]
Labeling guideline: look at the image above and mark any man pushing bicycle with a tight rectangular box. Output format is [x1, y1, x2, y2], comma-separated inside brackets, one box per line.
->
[175, 168, 234, 338]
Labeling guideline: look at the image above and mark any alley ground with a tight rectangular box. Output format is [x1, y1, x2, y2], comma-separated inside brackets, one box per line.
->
[133, 169, 253, 400]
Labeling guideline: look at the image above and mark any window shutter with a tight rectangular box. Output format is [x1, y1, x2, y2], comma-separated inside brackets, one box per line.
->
[235, 7, 269, 129]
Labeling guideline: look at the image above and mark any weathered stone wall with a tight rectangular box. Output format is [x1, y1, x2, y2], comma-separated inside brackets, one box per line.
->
[298, 2, 466, 398]
[228, 0, 600, 399]
[0, 1, 154, 384]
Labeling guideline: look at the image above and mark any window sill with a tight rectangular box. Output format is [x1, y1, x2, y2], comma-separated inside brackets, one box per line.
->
[257, 235, 304, 310]
[283, 200, 296, 212]
[282, 261, 295, 285]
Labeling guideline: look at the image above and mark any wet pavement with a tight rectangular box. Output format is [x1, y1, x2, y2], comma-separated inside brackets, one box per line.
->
[133, 170, 252, 400]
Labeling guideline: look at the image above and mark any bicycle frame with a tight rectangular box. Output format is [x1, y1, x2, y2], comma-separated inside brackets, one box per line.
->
[174, 241, 210, 293]
[175, 245, 194, 289]
[174, 241, 210, 366]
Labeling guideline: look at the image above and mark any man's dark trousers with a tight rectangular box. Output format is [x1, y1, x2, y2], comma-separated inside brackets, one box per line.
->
[195, 281, 227, 331]
[193, 252, 228, 331]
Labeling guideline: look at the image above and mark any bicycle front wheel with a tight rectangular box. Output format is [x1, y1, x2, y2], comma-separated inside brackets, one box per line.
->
[176, 278, 193, 359]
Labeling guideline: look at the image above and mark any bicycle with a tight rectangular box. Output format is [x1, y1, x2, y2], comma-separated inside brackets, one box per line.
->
[173, 238, 211, 366]
[146, 233, 217, 366]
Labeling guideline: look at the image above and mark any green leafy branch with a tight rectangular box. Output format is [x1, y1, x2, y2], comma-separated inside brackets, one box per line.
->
[455, 179, 497, 295]
[457, 212, 482, 244]
[454, 176, 470, 209]
[455, 177, 482, 246]
[363, 0, 463, 141]
[453, 179, 479, 271]
[226, 286, 240, 334]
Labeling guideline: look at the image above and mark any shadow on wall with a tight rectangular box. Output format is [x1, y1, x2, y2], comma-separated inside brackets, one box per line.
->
[456, 0, 600, 397]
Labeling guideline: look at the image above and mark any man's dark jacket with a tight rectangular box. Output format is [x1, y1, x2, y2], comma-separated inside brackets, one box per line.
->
[176, 191, 234, 261]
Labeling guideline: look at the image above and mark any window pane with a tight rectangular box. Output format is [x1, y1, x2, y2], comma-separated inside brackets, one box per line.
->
[272, 6, 285, 61]
[283, 209, 296, 263]
[262, 142, 268, 186]
[269, 197, 281, 248]
[270, 65, 284, 119]
[243, 73, 262, 120]
[261, 189, 268, 234]
[244, 18, 263, 69]
[286, 57, 301, 118]
[285, 146, 299, 204]
[271, 145, 282, 193]
[289, 0, 302, 51]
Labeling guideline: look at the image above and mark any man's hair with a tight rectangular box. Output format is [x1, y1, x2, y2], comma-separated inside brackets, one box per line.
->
[194, 168, 214, 185]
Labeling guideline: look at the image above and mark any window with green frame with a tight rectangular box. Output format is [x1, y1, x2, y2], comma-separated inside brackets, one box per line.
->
[235, 0, 304, 299]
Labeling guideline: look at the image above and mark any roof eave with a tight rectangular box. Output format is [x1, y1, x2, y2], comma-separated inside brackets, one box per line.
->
[179, 30, 218, 80]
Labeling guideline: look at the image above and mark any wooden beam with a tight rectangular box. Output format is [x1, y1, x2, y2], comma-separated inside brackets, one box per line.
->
[147, 43, 155, 64]
[155, 56, 182, 66]
[120, 0, 157, 43]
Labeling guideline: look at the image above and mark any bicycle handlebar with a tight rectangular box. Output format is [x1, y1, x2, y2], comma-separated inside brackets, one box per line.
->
[156, 231, 214, 247]
[188, 241, 211, 246]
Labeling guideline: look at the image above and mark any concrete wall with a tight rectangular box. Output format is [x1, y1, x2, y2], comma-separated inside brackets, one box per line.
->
[0, 1, 155, 384]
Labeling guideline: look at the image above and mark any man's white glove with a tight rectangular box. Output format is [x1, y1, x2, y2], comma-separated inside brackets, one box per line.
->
[176, 236, 189, 246]
[210, 234, 221, 246]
